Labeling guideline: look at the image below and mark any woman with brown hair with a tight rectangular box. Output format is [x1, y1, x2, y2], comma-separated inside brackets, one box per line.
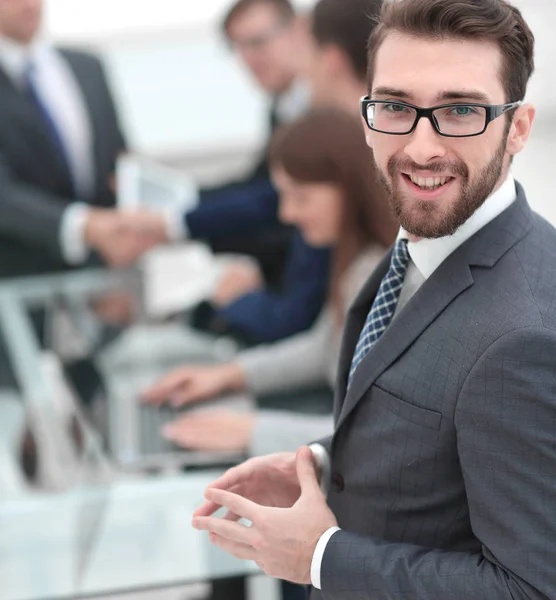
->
[142, 108, 397, 453]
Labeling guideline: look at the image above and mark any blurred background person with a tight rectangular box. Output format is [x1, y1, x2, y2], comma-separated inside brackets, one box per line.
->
[149, 0, 332, 345]
[0, 0, 151, 392]
[0, 0, 140, 281]
[307, 0, 380, 114]
[142, 108, 397, 460]
[122, 0, 384, 347]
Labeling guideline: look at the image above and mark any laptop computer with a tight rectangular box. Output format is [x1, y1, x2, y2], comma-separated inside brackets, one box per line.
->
[98, 323, 251, 472]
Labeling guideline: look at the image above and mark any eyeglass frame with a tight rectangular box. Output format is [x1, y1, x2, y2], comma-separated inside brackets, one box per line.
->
[360, 97, 522, 138]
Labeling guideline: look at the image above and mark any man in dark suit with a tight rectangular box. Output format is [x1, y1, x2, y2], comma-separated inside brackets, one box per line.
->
[190, 1, 556, 598]
[0, 0, 150, 389]
[0, 0, 152, 280]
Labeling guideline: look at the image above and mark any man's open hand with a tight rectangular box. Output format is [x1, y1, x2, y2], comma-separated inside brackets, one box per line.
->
[192, 447, 337, 584]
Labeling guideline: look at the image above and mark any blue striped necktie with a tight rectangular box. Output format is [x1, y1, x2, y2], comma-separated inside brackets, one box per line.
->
[348, 238, 410, 385]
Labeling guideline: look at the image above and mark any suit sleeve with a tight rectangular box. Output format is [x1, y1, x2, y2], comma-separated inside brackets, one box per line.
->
[320, 325, 556, 599]
[216, 232, 331, 342]
[0, 156, 69, 260]
[185, 178, 278, 239]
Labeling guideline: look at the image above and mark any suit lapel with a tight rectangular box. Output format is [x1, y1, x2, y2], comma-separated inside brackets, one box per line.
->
[333, 250, 391, 422]
[335, 187, 533, 431]
[59, 50, 99, 198]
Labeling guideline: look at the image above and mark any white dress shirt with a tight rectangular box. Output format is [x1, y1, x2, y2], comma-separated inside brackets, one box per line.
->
[310, 173, 518, 590]
[0, 36, 95, 264]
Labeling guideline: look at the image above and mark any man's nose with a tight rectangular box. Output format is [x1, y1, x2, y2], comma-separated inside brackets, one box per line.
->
[403, 116, 448, 165]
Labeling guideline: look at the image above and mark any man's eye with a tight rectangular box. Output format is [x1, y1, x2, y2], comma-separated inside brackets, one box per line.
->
[385, 104, 406, 113]
[450, 106, 474, 116]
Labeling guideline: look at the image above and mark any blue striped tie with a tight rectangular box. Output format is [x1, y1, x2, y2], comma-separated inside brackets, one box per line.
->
[348, 238, 410, 385]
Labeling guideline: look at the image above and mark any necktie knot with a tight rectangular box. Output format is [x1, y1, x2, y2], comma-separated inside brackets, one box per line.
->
[391, 238, 410, 276]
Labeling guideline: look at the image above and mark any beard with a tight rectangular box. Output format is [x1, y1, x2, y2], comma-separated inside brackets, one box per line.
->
[376, 136, 507, 239]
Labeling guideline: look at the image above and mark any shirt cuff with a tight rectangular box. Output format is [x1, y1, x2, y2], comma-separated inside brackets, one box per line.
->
[60, 203, 91, 265]
[163, 207, 188, 242]
[309, 443, 331, 495]
[310, 526, 341, 590]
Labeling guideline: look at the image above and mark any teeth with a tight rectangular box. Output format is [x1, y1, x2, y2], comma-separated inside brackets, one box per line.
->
[409, 174, 450, 190]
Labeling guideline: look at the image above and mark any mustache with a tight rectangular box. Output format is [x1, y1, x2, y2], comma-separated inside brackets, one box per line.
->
[388, 158, 468, 179]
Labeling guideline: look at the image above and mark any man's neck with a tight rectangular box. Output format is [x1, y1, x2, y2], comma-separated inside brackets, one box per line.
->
[0, 32, 34, 49]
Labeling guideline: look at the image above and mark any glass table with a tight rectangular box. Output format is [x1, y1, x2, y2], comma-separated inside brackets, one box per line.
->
[0, 472, 275, 600]
[0, 269, 279, 599]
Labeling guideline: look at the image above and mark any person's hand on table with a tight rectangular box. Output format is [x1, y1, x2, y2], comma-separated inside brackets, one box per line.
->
[192, 447, 337, 584]
[162, 410, 255, 452]
[141, 363, 246, 407]
[212, 260, 264, 307]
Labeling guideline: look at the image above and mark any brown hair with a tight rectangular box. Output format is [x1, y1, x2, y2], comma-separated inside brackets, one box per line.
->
[269, 108, 397, 322]
[312, 0, 383, 80]
[222, 0, 295, 38]
[367, 0, 535, 102]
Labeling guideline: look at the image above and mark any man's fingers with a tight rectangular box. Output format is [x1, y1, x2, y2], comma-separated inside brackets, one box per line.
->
[202, 464, 249, 496]
[193, 516, 255, 545]
[209, 533, 256, 562]
[205, 489, 260, 523]
[223, 509, 242, 522]
[296, 446, 322, 498]
[192, 483, 242, 518]
[191, 461, 253, 518]
[193, 499, 223, 519]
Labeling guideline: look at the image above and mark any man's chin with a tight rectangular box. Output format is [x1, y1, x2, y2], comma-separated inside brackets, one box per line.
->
[397, 209, 460, 239]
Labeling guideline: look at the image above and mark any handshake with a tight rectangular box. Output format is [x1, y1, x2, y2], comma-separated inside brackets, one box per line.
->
[83, 207, 171, 268]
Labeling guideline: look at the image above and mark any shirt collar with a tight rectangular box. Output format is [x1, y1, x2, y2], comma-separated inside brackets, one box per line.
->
[400, 173, 517, 280]
[0, 35, 47, 87]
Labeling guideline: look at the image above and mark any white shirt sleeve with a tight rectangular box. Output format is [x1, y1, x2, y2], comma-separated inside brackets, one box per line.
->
[311, 526, 341, 590]
[163, 207, 188, 242]
[59, 203, 91, 264]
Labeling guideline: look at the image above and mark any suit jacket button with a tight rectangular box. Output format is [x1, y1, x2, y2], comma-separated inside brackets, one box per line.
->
[331, 472, 345, 492]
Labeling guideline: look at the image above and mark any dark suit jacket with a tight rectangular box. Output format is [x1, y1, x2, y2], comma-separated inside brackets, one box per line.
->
[313, 184, 556, 599]
[0, 48, 126, 279]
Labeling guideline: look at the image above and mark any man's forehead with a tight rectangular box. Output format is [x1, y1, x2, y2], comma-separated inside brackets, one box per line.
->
[372, 32, 505, 104]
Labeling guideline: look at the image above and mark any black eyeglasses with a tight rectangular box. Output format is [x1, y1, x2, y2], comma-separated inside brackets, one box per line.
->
[360, 97, 522, 138]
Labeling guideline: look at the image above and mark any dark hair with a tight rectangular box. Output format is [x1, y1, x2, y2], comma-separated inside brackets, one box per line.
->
[312, 0, 383, 80]
[269, 108, 397, 322]
[367, 0, 535, 102]
[222, 0, 295, 38]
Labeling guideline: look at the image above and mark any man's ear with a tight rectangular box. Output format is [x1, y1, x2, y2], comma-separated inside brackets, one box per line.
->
[506, 103, 535, 157]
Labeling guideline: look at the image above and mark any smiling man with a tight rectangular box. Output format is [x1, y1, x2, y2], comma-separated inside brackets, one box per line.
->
[192, 1, 556, 599]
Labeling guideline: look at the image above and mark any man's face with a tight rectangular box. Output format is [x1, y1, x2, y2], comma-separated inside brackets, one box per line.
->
[227, 3, 298, 93]
[0, 0, 43, 45]
[366, 33, 514, 239]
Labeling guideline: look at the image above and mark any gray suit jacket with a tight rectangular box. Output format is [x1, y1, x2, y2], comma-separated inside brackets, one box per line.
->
[0, 48, 126, 279]
[313, 184, 556, 599]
